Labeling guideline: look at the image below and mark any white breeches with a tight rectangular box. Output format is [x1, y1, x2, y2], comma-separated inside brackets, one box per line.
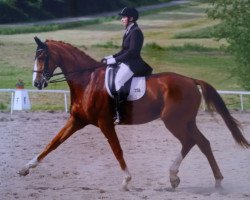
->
[115, 63, 134, 91]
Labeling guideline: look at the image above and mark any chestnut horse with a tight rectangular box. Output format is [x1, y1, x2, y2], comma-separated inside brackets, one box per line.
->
[19, 37, 250, 190]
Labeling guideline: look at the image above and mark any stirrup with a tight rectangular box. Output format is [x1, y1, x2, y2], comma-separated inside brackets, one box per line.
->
[114, 112, 121, 125]
[114, 118, 120, 125]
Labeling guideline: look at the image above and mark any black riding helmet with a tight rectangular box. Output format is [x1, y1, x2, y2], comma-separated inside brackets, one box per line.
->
[119, 7, 139, 21]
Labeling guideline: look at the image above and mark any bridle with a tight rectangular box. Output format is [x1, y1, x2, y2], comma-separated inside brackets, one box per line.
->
[34, 48, 105, 84]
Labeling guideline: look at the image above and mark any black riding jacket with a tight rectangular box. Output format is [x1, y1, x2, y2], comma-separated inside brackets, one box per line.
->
[113, 23, 153, 76]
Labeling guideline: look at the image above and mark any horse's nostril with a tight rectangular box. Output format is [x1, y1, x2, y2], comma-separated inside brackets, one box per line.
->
[34, 81, 38, 87]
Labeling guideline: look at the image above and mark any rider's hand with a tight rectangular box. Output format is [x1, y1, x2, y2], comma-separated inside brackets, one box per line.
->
[104, 55, 113, 59]
[101, 55, 114, 64]
[101, 58, 107, 64]
[106, 57, 116, 65]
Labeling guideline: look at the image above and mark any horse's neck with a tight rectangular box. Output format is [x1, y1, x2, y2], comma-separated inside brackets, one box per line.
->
[60, 53, 100, 75]
[49, 40, 105, 93]
[49, 41, 100, 75]
[68, 68, 105, 100]
[53, 45, 101, 82]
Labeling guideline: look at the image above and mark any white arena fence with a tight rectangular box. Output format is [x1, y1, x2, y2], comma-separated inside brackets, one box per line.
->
[0, 89, 70, 114]
[0, 89, 250, 113]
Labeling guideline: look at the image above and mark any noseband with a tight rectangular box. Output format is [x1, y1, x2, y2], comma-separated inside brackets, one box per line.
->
[34, 48, 53, 83]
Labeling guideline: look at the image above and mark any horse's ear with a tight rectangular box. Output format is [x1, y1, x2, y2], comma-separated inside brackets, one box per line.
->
[34, 36, 47, 49]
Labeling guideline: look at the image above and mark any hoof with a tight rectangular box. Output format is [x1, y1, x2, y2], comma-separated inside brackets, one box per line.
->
[122, 185, 130, 191]
[114, 118, 121, 125]
[170, 177, 180, 189]
[122, 175, 132, 191]
[19, 168, 29, 176]
[215, 179, 223, 189]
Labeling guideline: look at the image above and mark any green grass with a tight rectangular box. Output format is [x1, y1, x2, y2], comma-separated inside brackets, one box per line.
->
[29, 93, 70, 111]
[174, 25, 214, 38]
[92, 41, 120, 49]
[0, 102, 8, 110]
[142, 42, 238, 89]
[0, 0, 248, 111]
[173, 23, 222, 39]
[144, 42, 218, 52]
[0, 61, 31, 88]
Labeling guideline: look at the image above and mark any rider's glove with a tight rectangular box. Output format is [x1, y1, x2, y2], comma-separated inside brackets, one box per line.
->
[106, 57, 116, 65]
[101, 55, 114, 64]
[104, 55, 113, 59]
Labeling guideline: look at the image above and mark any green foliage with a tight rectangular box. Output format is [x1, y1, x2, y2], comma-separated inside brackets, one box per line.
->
[0, 0, 171, 23]
[207, 0, 250, 90]
[0, 0, 52, 23]
[0, 1, 29, 23]
[0, 19, 101, 35]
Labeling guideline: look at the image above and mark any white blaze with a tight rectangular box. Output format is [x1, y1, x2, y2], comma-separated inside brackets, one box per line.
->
[32, 59, 38, 86]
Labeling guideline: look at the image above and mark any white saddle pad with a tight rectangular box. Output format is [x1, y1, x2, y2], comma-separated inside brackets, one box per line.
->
[105, 72, 146, 101]
[127, 77, 146, 101]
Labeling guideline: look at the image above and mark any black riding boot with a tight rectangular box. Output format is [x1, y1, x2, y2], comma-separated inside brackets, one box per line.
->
[114, 89, 125, 125]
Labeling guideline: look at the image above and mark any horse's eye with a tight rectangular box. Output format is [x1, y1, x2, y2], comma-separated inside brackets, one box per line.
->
[37, 57, 44, 62]
[36, 50, 46, 60]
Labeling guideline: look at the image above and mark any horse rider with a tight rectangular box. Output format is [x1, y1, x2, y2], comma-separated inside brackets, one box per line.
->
[103, 7, 153, 124]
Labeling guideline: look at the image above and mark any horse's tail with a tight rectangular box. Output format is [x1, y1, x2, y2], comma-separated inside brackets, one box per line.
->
[194, 79, 250, 148]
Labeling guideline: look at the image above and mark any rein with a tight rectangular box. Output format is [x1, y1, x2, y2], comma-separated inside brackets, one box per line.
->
[34, 65, 105, 84]
[34, 43, 106, 84]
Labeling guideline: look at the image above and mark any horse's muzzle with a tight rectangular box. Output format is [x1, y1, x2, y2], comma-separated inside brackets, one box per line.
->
[34, 80, 48, 90]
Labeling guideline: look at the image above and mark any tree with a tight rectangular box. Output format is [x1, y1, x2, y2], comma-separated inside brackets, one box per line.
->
[207, 0, 250, 90]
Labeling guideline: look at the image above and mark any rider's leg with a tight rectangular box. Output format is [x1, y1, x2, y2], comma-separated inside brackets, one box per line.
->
[115, 63, 134, 91]
[114, 63, 134, 124]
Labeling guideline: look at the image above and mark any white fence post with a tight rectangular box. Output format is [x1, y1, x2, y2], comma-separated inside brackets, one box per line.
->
[10, 91, 14, 114]
[240, 94, 243, 111]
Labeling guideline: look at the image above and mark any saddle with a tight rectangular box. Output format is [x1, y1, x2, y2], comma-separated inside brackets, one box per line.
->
[105, 66, 146, 101]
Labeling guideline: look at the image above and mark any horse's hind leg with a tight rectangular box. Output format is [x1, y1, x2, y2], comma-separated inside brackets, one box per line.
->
[19, 116, 85, 176]
[98, 120, 131, 191]
[188, 121, 224, 188]
[164, 119, 224, 189]
[163, 119, 195, 188]
[169, 138, 195, 189]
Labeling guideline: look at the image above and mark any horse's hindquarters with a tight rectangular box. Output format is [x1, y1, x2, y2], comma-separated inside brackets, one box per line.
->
[122, 73, 201, 125]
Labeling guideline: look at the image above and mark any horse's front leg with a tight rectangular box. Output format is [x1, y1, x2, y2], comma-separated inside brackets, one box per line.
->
[98, 120, 131, 191]
[19, 116, 85, 176]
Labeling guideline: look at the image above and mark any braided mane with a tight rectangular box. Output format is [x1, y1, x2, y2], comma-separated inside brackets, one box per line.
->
[45, 39, 100, 67]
